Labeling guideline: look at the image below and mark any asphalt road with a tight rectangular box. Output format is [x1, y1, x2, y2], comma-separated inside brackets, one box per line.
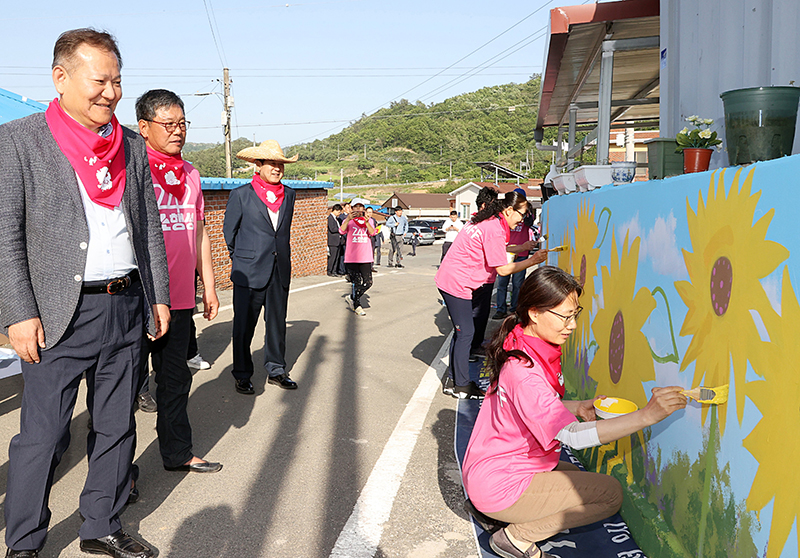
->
[0, 243, 479, 558]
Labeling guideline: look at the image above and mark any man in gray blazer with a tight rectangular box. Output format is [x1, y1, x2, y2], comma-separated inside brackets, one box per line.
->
[0, 29, 170, 558]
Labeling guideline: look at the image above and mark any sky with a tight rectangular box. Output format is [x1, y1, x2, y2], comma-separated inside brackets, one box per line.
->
[0, 0, 570, 147]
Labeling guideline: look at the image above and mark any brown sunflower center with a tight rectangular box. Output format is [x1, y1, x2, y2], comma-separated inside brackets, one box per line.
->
[608, 310, 625, 384]
[710, 256, 733, 317]
[579, 254, 587, 288]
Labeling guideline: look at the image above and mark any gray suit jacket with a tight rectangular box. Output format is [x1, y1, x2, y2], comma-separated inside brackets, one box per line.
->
[0, 112, 170, 348]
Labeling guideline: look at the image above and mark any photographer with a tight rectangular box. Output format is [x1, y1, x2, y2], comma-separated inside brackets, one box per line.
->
[339, 203, 377, 316]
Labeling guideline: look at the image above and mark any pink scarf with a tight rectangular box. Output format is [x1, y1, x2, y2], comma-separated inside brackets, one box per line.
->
[45, 99, 126, 209]
[145, 145, 186, 201]
[503, 324, 565, 397]
[252, 173, 285, 212]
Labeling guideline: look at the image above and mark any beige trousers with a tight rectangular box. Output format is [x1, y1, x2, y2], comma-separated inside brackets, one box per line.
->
[486, 461, 623, 544]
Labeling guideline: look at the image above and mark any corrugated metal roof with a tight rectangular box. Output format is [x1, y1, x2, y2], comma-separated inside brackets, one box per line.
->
[536, 0, 660, 131]
[0, 88, 46, 125]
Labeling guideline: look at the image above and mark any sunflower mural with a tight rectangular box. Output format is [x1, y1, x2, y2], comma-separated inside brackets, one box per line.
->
[588, 230, 656, 483]
[743, 267, 800, 558]
[674, 167, 788, 433]
[569, 200, 601, 353]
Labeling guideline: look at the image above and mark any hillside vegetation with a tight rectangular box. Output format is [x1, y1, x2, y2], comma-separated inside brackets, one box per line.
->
[189, 77, 560, 188]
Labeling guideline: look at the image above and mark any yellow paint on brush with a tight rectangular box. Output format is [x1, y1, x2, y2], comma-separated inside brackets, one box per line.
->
[682, 384, 729, 405]
[549, 245, 568, 252]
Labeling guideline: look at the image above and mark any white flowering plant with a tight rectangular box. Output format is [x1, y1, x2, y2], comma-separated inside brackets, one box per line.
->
[675, 115, 723, 152]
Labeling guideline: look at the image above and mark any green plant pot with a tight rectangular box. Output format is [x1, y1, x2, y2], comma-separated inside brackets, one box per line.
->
[644, 138, 684, 179]
[720, 86, 800, 165]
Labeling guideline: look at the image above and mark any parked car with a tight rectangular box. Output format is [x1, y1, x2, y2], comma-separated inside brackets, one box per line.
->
[403, 226, 436, 245]
[409, 219, 446, 239]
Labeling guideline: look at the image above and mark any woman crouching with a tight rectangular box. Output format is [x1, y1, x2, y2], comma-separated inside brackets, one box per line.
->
[462, 266, 687, 558]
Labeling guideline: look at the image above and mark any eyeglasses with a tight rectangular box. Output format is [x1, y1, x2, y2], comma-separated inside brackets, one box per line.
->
[547, 306, 583, 326]
[146, 120, 190, 133]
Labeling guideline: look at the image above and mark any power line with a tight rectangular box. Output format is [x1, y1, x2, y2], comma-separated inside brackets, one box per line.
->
[202, 0, 227, 68]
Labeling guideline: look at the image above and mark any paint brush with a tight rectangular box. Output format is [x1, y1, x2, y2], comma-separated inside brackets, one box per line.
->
[548, 245, 568, 252]
[681, 384, 729, 405]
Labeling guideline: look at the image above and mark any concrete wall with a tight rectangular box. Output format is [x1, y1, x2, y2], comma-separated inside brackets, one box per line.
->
[203, 188, 329, 291]
[660, 0, 800, 170]
[543, 154, 800, 558]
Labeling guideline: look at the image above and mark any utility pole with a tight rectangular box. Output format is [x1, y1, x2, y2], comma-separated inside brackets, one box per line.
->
[450, 161, 453, 179]
[223, 68, 233, 178]
[364, 144, 367, 159]
[340, 168, 344, 200]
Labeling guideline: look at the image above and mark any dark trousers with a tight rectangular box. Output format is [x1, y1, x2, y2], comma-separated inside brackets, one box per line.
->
[388, 234, 403, 265]
[232, 271, 289, 380]
[148, 309, 195, 468]
[438, 283, 494, 387]
[441, 241, 453, 262]
[496, 257, 528, 314]
[346, 262, 373, 307]
[5, 284, 144, 550]
[472, 282, 494, 354]
[372, 238, 382, 265]
[337, 244, 347, 275]
[327, 244, 342, 275]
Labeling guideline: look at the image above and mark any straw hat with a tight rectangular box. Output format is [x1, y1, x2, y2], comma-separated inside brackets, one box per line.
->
[236, 139, 298, 164]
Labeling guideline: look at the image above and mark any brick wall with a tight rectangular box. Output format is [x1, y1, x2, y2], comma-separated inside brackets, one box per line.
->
[202, 188, 329, 291]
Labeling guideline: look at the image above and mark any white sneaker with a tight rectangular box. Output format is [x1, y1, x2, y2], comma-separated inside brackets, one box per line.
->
[345, 295, 354, 311]
[187, 355, 211, 370]
[355, 306, 366, 316]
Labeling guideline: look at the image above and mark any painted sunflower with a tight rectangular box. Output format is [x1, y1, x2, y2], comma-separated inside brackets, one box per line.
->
[674, 167, 788, 433]
[570, 200, 601, 352]
[743, 268, 800, 558]
[589, 231, 656, 408]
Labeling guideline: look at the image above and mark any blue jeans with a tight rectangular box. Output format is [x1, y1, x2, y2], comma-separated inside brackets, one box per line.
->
[495, 257, 527, 313]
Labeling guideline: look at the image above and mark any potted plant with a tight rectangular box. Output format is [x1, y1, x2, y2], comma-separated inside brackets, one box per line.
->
[676, 116, 722, 173]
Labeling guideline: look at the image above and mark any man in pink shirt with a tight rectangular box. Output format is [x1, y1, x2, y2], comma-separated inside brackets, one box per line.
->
[339, 202, 376, 316]
[137, 89, 221, 474]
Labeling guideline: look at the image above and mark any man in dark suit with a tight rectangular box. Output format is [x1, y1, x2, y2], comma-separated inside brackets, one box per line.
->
[0, 29, 170, 558]
[223, 140, 299, 395]
[327, 203, 344, 277]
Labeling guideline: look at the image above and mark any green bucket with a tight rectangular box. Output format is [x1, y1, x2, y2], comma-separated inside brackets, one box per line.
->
[720, 86, 800, 165]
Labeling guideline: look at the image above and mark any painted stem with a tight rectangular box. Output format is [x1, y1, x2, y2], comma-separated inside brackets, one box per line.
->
[594, 207, 612, 249]
[648, 286, 680, 364]
[697, 404, 717, 557]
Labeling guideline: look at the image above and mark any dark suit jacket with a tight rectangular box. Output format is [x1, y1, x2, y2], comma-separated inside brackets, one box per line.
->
[0, 112, 170, 347]
[327, 213, 343, 247]
[223, 183, 296, 289]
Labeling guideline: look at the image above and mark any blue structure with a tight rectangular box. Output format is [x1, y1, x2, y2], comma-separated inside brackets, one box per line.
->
[0, 88, 46, 125]
[199, 177, 334, 191]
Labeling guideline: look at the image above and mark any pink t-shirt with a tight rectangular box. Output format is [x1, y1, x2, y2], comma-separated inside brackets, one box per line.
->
[340, 219, 375, 263]
[152, 161, 204, 310]
[435, 217, 509, 299]
[509, 223, 534, 258]
[462, 341, 577, 513]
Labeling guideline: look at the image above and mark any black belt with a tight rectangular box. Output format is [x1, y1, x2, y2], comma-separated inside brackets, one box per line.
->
[81, 269, 140, 295]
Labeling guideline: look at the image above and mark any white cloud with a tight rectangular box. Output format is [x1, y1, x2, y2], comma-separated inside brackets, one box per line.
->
[643, 212, 686, 277]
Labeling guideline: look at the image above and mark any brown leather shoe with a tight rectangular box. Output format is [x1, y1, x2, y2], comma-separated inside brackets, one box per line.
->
[489, 528, 553, 558]
[79, 530, 155, 558]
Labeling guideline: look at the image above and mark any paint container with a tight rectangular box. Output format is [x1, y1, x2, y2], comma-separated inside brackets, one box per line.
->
[593, 397, 638, 419]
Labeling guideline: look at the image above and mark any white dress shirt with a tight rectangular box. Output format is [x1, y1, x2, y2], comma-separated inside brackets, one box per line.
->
[75, 121, 137, 282]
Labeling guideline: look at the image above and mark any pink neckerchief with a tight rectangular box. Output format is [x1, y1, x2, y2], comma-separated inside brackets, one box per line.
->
[503, 324, 565, 397]
[252, 173, 285, 212]
[145, 145, 186, 201]
[45, 98, 126, 209]
[499, 214, 512, 244]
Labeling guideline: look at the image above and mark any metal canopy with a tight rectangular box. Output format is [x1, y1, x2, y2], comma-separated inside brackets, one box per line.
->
[474, 161, 527, 183]
[535, 0, 661, 165]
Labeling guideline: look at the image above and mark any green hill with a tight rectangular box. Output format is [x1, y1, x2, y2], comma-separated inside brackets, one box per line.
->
[189, 76, 559, 186]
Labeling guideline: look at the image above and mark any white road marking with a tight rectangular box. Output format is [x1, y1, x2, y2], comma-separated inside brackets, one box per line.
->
[328, 332, 452, 558]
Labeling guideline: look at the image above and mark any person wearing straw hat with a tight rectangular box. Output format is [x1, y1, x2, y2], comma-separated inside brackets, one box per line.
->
[223, 140, 299, 395]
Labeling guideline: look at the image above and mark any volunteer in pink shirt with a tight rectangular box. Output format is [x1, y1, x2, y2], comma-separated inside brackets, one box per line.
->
[463, 266, 687, 558]
[137, 89, 222, 474]
[339, 202, 376, 316]
[435, 191, 546, 399]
